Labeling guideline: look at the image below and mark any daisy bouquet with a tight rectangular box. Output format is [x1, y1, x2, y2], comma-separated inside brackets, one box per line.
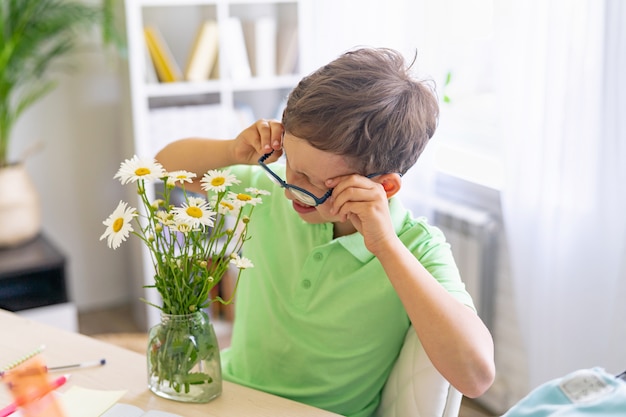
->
[100, 155, 269, 316]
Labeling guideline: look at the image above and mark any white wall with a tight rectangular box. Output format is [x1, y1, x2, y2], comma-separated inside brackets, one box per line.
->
[10, 49, 133, 311]
[306, 0, 424, 71]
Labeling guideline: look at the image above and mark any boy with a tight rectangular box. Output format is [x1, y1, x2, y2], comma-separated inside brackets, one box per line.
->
[156, 47, 494, 417]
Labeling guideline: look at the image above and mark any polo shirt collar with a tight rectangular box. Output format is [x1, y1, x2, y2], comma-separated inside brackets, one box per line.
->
[335, 197, 407, 263]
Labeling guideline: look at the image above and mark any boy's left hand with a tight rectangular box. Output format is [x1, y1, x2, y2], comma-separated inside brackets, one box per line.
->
[326, 175, 397, 254]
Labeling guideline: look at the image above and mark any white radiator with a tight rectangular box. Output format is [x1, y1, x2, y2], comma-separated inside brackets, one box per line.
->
[431, 198, 497, 330]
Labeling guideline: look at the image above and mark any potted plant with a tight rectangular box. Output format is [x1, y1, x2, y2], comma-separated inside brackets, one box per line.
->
[0, 0, 123, 247]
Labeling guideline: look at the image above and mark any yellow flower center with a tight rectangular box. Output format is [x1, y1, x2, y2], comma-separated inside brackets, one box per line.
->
[237, 193, 252, 201]
[186, 206, 203, 218]
[211, 177, 226, 186]
[113, 217, 124, 232]
[221, 201, 235, 210]
[135, 167, 151, 176]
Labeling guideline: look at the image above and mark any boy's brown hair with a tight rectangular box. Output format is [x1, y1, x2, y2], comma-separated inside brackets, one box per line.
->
[282, 47, 439, 175]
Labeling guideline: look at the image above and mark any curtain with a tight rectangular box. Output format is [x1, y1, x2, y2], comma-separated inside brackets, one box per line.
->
[498, 0, 626, 391]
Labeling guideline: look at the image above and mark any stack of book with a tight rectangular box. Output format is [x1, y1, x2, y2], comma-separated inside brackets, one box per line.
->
[143, 17, 298, 83]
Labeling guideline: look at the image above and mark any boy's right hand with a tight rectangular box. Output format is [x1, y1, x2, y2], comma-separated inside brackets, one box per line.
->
[232, 119, 284, 165]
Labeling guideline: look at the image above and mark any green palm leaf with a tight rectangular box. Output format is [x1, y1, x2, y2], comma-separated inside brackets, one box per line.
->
[0, 0, 123, 167]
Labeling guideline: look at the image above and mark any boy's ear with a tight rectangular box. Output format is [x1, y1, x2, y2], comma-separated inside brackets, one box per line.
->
[379, 173, 402, 198]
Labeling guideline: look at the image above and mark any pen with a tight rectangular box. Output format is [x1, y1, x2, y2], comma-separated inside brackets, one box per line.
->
[48, 358, 106, 372]
[1, 359, 106, 377]
[0, 374, 69, 417]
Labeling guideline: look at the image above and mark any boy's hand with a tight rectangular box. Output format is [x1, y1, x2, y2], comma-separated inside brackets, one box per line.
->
[326, 174, 399, 255]
[232, 119, 284, 165]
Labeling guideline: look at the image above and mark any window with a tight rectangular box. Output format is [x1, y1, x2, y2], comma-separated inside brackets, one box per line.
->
[421, 0, 503, 189]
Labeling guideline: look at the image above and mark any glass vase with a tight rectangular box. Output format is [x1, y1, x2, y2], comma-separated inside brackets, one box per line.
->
[147, 310, 222, 402]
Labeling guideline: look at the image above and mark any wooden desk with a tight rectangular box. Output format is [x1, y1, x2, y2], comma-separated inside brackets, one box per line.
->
[0, 310, 341, 417]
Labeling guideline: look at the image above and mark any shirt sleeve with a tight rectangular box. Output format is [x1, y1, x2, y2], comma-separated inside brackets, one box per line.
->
[402, 217, 477, 311]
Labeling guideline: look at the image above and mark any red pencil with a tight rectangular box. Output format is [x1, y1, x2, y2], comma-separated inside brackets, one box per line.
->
[0, 374, 69, 417]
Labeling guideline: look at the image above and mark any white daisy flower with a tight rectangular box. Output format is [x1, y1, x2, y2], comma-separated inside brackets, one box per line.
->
[100, 201, 137, 249]
[172, 197, 215, 228]
[165, 170, 197, 186]
[217, 199, 240, 216]
[200, 169, 240, 193]
[155, 210, 174, 226]
[227, 191, 263, 207]
[114, 155, 165, 184]
[230, 254, 254, 269]
[245, 187, 271, 196]
[172, 221, 195, 234]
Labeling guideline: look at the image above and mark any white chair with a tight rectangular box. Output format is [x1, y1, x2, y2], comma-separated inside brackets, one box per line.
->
[375, 326, 462, 417]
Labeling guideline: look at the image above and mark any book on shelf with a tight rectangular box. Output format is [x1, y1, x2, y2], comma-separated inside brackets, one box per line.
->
[143, 26, 182, 83]
[143, 40, 158, 83]
[242, 17, 277, 77]
[210, 54, 220, 79]
[222, 17, 252, 80]
[277, 22, 299, 75]
[185, 20, 219, 82]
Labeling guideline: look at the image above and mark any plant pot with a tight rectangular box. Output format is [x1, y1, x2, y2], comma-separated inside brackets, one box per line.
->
[147, 310, 222, 403]
[0, 164, 41, 247]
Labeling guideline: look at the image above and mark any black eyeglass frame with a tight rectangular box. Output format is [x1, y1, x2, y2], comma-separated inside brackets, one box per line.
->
[258, 150, 399, 207]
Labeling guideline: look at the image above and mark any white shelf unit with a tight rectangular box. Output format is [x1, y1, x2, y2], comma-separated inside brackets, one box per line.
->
[123, 0, 311, 329]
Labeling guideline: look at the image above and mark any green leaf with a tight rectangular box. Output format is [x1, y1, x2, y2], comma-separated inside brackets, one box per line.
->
[0, 0, 125, 166]
[183, 372, 213, 385]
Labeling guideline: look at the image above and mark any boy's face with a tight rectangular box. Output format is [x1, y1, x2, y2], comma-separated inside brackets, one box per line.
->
[282, 134, 354, 225]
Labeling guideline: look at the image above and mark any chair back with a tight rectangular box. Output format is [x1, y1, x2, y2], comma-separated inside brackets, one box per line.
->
[375, 326, 462, 417]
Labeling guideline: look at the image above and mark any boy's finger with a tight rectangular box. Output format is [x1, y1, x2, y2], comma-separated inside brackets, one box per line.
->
[325, 174, 371, 189]
[257, 119, 283, 153]
[268, 120, 284, 150]
[256, 119, 273, 152]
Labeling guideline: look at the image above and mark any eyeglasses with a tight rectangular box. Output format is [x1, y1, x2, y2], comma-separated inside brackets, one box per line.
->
[258, 151, 333, 206]
[258, 150, 395, 207]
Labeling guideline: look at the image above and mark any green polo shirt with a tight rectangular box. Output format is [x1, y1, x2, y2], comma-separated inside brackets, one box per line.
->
[221, 164, 474, 417]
